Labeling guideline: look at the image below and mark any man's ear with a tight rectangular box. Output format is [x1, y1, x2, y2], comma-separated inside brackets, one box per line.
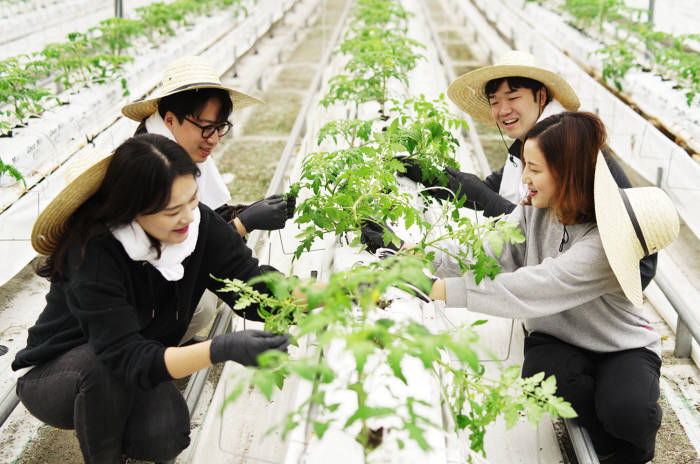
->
[163, 111, 177, 129]
[538, 87, 548, 110]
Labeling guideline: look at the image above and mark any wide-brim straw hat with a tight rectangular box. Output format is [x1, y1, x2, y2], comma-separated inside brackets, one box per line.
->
[31, 151, 113, 255]
[594, 152, 679, 307]
[447, 50, 580, 125]
[122, 55, 263, 122]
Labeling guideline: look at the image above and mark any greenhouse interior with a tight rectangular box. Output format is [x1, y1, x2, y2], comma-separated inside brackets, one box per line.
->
[0, 0, 699, 463]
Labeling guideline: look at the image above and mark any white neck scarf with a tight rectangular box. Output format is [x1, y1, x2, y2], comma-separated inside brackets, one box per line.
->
[145, 112, 231, 209]
[111, 207, 201, 281]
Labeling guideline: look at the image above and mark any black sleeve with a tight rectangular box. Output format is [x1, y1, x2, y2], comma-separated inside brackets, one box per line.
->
[482, 166, 504, 193]
[214, 203, 249, 224]
[602, 146, 657, 285]
[454, 165, 515, 218]
[480, 166, 517, 216]
[202, 209, 273, 322]
[475, 165, 517, 217]
[482, 194, 517, 218]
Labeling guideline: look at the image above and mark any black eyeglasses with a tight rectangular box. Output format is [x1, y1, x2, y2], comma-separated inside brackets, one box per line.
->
[184, 117, 232, 139]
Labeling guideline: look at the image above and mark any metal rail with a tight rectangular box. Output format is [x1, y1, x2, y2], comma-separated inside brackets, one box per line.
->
[564, 419, 600, 464]
[654, 260, 700, 358]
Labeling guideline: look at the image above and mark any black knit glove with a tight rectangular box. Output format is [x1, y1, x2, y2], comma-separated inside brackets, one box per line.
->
[395, 157, 455, 200]
[237, 195, 288, 231]
[210, 330, 290, 366]
[395, 156, 426, 183]
[360, 220, 404, 255]
[445, 167, 497, 206]
[396, 156, 443, 186]
[285, 194, 297, 219]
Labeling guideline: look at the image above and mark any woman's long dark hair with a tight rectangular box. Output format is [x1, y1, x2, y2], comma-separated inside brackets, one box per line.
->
[37, 134, 200, 281]
[522, 111, 606, 225]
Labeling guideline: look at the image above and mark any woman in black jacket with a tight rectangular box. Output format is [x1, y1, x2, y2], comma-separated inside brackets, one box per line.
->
[12, 134, 289, 463]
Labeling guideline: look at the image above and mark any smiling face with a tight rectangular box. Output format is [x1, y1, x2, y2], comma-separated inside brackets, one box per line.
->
[487, 80, 547, 140]
[135, 174, 199, 244]
[522, 138, 557, 209]
[164, 97, 223, 163]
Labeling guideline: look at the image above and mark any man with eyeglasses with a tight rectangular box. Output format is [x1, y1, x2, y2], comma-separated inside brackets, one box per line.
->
[122, 56, 294, 344]
[122, 55, 294, 239]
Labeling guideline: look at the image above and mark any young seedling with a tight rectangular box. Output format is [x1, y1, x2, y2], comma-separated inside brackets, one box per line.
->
[0, 158, 26, 187]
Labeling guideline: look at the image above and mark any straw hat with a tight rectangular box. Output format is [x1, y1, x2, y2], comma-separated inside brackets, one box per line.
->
[447, 50, 580, 125]
[594, 152, 679, 307]
[31, 151, 113, 255]
[121, 55, 263, 122]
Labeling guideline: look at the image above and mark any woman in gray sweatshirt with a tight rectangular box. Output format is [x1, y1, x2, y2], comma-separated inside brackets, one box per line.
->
[428, 112, 678, 464]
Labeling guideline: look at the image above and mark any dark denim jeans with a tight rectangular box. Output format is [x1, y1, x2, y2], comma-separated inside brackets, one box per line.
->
[522, 332, 662, 464]
[16, 344, 190, 463]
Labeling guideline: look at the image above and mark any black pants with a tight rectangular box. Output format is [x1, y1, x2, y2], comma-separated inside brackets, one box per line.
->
[522, 332, 662, 464]
[16, 344, 190, 463]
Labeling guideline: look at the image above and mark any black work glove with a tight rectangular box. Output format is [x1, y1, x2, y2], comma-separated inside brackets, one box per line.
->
[237, 195, 288, 232]
[360, 219, 404, 255]
[395, 156, 426, 184]
[445, 167, 495, 206]
[210, 330, 290, 366]
[396, 157, 454, 200]
[285, 194, 296, 219]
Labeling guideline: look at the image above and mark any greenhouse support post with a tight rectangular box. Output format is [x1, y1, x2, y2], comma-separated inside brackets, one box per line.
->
[115, 0, 123, 18]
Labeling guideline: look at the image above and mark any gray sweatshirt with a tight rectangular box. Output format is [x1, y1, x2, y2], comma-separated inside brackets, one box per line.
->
[434, 205, 661, 356]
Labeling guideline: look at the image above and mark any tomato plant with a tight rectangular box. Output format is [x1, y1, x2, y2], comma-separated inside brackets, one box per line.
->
[322, 26, 424, 116]
[563, 0, 626, 33]
[92, 18, 144, 56]
[0, 158, 26, 188]
[0, 57, 48, 128]
[320, 0, 423, 116]
[218, 255, 575, 461]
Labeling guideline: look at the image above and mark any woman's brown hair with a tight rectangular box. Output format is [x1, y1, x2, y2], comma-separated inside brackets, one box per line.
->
[522, 111, 606, 225]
